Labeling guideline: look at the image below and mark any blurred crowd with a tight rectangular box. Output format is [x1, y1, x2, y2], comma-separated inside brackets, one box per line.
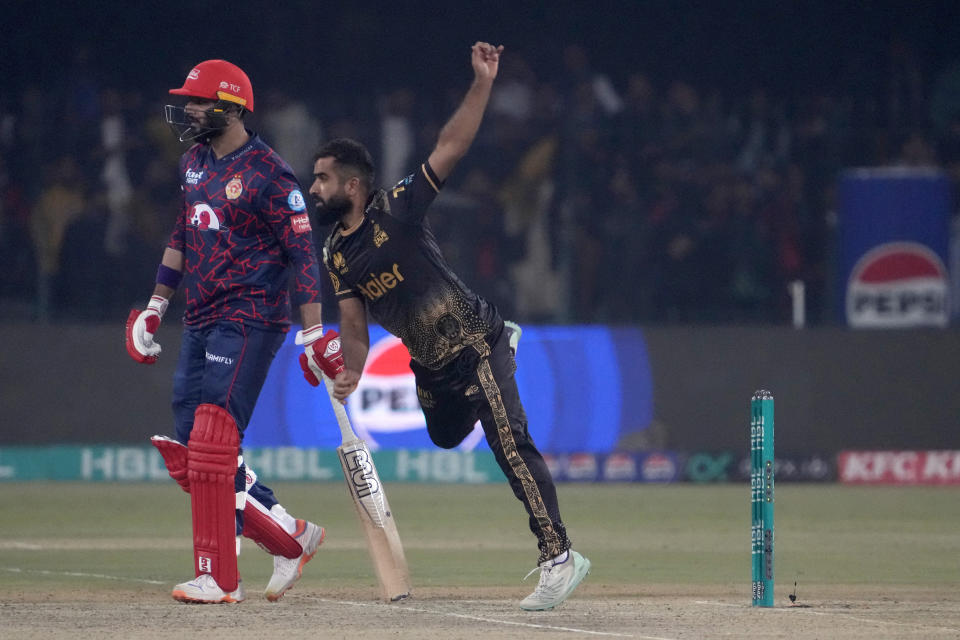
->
[3, 41, 960, 326]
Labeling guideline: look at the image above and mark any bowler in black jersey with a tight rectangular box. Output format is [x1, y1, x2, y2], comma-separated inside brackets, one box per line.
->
[310, 42, 590, 611]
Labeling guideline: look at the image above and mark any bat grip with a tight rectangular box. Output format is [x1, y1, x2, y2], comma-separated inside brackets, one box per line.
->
[322, 374, 360, 444]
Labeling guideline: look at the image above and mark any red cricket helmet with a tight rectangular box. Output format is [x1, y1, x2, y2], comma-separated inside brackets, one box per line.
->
[169, 59, 254, 113]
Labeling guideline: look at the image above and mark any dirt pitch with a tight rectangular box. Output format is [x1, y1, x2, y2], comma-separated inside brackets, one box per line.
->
[4, 484, 960, 638]
[2, 582, 959, 639]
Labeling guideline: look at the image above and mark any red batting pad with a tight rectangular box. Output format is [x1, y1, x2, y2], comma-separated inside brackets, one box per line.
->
[152, 433, 302, 559]
[243, 501, 302, 559]
[151, 436, 190, 492]
[188, 404, 240, 592]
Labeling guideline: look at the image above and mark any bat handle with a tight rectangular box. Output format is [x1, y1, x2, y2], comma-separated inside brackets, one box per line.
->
[322, 374, 360, 444]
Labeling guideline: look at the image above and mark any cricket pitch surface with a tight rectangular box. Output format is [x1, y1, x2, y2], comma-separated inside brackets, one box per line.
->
[2, 483, 958, 638]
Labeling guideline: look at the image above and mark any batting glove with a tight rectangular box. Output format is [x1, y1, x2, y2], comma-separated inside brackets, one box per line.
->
[295, 324, 345, 385]
[125, 295, 168, 364]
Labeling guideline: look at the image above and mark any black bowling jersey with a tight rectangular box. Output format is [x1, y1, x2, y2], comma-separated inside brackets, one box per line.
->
[323, 162, 498, 369]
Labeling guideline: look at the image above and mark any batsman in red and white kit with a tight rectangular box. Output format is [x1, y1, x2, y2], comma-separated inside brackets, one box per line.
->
[125, 59, 344, 604]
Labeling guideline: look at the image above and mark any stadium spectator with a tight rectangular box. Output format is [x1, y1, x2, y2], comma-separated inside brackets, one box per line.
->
[261, 88, 323, 184]
[3, 22, 959, 327]
[31, 156, 86, 320]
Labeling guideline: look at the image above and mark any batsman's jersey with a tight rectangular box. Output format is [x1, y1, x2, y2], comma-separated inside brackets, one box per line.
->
[168, 133, 322, 329]
[323, 162, 499, 370]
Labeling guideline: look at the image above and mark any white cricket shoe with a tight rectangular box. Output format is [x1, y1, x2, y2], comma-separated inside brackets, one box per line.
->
[504, 320, 522, 356]
[519, 549, 591, 611]
[264, 519, 325, 602]
[172, 573, 245, 604]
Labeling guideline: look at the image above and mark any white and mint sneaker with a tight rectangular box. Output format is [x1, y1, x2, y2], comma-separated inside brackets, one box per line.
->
[172, 573, 245, 604]
[264, 519, 325, 602]
[504, 320, 522, 357]
[519, 549, 591, 611]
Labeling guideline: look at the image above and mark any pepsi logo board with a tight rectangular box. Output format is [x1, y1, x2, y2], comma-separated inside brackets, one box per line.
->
[350, 335, 484, 451]
[846, 242, 949, 328]
[351, 335, 432, 449]
[837, 168, 952, 328]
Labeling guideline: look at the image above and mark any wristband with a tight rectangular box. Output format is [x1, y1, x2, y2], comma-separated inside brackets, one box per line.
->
[156, 264, 183, 289]
[295, 323, 324, 346]
[148, 295, 169, 317]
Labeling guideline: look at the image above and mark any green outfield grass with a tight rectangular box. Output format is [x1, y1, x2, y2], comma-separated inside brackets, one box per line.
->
[1, 482, 958, 596]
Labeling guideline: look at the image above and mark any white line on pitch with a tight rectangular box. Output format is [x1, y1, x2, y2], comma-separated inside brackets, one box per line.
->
[2, 567, 166, 585]
[696, 600, 960, 634]
[312, 597, 663, 638]
[1, 542, 43, 550]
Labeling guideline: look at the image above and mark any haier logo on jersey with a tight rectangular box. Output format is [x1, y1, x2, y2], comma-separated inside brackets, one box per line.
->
[357, 264, 405, 301]
[846, 242, 949, 328]
[350, 335, 483, 450]
[188, 203, 224, 230]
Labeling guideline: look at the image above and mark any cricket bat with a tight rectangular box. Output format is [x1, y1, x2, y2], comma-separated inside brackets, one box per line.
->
[322, 375, 411, 602]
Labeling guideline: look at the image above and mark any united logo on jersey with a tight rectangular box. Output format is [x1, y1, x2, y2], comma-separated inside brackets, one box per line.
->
[189, 202, 224, 230]
[224, 175, 243, 200]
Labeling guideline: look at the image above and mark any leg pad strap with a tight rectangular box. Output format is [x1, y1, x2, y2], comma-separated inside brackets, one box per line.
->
[152, 432, 302, 560]
[151, 436, 189, 492]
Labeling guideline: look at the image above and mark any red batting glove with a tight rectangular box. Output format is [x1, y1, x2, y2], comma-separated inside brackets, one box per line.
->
[295, 324, 345, 386]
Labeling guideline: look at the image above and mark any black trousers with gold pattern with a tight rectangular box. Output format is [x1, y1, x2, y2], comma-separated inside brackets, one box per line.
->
[411, 324, 571, 563]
